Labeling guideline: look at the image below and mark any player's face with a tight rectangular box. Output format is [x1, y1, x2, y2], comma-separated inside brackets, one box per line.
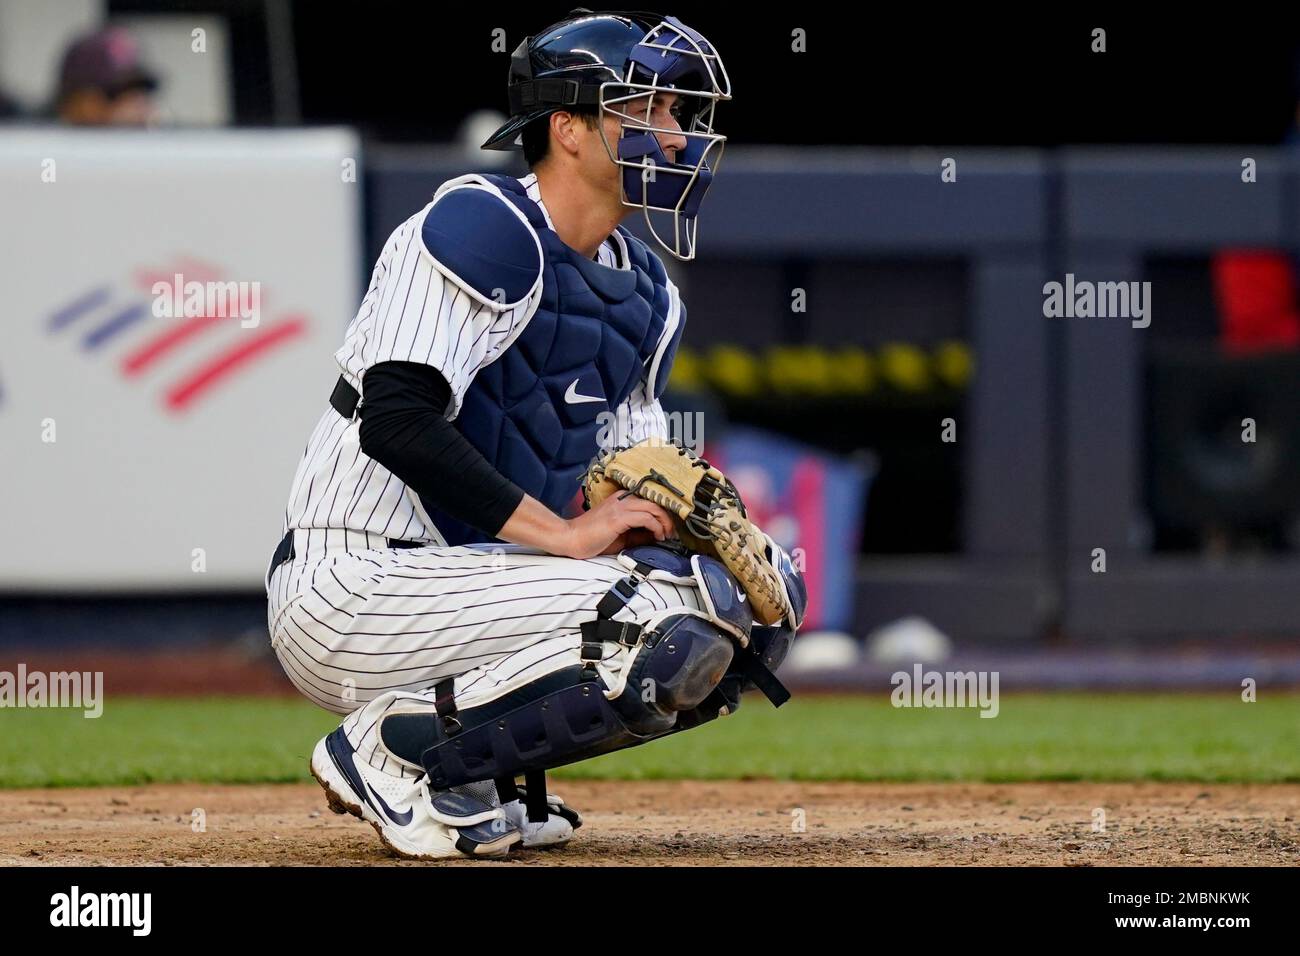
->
[607, 91, 690, 161]
[591, 91, 690, 197]
[60, 87, 158, 127]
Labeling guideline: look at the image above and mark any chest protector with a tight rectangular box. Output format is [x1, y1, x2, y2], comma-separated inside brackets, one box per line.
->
[423, 173, 683, 546]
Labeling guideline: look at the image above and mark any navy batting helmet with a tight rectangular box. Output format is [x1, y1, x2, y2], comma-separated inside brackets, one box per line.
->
[482, 9, 731, 261]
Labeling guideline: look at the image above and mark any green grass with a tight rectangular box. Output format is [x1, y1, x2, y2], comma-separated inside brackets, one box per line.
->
[3, 693, 1299, 788]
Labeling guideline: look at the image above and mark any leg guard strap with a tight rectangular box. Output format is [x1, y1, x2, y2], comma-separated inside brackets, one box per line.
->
[523, 769, 548, 823]
[492, 772, 548, 824]
[731, 642, 791, 707]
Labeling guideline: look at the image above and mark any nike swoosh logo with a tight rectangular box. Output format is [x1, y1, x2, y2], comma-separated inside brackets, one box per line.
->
[565, 379, 604, 405]
[736, 585, 747, 603]
[363, 778, 414, 827]
[327, 727, 414, 826]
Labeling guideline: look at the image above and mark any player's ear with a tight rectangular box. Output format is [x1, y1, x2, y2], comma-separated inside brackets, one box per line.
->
[549, 111, 582, 157]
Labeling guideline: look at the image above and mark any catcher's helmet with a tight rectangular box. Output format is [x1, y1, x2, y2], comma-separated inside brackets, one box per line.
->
[482, 9, 731, 261]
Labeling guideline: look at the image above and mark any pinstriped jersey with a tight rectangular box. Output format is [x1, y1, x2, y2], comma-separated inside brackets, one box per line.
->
[278, 174, 673, 553]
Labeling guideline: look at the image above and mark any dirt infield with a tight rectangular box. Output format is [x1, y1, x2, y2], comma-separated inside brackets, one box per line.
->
[2, 780, 1297, 866]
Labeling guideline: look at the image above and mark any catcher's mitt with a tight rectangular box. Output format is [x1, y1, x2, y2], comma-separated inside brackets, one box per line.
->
[582, 438, 799, 627]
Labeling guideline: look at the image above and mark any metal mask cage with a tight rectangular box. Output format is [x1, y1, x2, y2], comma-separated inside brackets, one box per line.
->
[594, 17, 732, 260]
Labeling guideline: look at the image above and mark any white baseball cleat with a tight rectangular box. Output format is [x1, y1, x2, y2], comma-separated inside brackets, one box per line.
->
[310, 727, 520, 860]
[502, 786, 583, 849]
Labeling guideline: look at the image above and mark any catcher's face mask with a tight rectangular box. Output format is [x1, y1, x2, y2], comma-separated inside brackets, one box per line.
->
[597, 16, 731, 262]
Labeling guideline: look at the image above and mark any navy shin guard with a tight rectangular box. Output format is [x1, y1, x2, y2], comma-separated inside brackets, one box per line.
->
[379, 613, 736, 789]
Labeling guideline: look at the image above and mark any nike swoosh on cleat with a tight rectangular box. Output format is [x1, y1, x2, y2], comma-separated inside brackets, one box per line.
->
[736, 585, 747, 603]
[326, 728, 414, 826]
[363, 779, 414, 827]
[564, 379, 604, 405]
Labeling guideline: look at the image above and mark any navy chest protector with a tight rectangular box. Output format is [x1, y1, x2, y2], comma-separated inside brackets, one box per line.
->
[423, 174, 683, 546]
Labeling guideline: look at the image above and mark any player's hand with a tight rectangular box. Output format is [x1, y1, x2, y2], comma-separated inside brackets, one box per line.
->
[560, 490, 675, 559]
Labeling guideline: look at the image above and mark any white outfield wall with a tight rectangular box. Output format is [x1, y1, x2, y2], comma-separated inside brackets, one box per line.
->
[0, 128, 361, 591]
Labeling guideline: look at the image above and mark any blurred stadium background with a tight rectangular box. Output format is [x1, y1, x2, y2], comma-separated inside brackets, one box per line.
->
[3, 2, 1300, 794]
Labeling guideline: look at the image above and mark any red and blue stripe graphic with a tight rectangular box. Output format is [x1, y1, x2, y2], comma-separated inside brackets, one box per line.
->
[45, 257, 308, 412]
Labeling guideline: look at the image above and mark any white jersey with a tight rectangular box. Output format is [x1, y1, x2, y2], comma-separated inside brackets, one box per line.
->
[278, 173, 671, 560]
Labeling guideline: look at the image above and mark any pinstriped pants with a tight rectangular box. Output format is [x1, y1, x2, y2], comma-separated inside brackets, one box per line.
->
[267, 534, 705, 772]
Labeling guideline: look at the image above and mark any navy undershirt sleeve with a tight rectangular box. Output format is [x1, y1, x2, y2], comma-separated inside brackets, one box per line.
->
[356, 361, 525, 538]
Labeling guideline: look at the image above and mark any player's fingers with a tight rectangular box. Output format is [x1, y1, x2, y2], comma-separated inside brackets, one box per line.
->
[616, 508, 664, 540]
[646, 502, 677, 539]
[606, 491, 674, 529]
[616, 504, 670, 541]
[620, 498, 675, 539]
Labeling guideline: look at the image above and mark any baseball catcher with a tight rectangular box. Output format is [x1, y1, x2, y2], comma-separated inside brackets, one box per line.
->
[266, 8, 806, 860]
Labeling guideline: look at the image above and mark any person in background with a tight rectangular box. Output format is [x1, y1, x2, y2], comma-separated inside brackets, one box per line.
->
[54, 26, 160, 127]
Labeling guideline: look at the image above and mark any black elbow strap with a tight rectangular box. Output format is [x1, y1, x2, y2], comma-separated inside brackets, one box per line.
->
[330, 376, 361, 418]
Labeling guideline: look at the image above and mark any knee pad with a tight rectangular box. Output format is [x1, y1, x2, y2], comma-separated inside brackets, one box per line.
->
[610, 611, 736, 731]
[619, 542, 795, 716]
